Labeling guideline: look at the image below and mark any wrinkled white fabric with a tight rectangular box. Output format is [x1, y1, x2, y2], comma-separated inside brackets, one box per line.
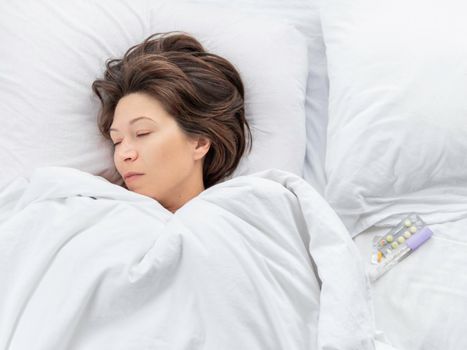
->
[0, 167, 376, 350]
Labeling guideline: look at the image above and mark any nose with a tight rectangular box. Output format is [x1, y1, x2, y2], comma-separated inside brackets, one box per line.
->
[116, 141, 138, 162]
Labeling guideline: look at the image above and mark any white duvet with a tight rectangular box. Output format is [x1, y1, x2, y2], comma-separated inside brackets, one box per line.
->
[0, 167, 376, 350]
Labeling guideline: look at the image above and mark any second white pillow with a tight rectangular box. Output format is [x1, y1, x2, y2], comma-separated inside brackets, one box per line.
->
[321, 0, 467, 236]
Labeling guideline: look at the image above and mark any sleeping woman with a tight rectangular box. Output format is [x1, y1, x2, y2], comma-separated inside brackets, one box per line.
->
[92, 31, 252, 213]
[0, 31, 376, 350]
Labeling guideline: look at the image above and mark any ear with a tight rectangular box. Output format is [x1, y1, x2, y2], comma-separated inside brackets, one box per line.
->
[192, 136, 211, 161]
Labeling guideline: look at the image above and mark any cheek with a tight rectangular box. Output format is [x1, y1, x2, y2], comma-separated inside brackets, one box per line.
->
[148, 133, 193, 169]
[113, 151, 121, 170]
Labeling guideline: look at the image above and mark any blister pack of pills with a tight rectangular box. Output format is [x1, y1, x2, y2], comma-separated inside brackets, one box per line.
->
[370, 213, 434, 282]
[371, 213, 425, 265]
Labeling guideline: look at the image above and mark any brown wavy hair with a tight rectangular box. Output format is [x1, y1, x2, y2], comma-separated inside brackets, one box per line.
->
[92, 31, 252, 188]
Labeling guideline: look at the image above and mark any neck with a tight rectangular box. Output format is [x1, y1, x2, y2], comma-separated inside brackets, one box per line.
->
[165, 186, 204, 213]
[162, 174, 205, 213]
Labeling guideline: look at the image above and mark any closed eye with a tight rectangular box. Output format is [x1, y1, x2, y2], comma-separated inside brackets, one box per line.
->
[112, 132, 151, 146]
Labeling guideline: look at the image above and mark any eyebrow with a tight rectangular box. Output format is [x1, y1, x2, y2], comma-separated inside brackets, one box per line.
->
[109, 116, 156, 132]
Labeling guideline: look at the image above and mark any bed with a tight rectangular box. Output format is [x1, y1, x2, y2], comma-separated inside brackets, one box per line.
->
[1, 1, 465, 349]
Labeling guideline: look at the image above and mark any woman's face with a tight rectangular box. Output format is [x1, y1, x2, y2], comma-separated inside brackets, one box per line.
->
[110, 92, 210, 212]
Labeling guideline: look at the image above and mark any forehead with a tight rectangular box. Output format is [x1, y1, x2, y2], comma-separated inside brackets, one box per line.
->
[110, 93, 171, 130]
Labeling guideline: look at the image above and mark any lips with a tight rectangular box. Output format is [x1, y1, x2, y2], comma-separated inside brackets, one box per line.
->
[123, 172, 144, 180]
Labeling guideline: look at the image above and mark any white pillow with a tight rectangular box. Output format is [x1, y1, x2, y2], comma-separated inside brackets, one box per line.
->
[320, 0, 467, 236]
[0, 0, 308, 189]
[177, 0, 329, 194]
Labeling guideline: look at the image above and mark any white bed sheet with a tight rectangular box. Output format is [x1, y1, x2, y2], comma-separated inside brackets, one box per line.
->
[354, 220, 467, 350]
